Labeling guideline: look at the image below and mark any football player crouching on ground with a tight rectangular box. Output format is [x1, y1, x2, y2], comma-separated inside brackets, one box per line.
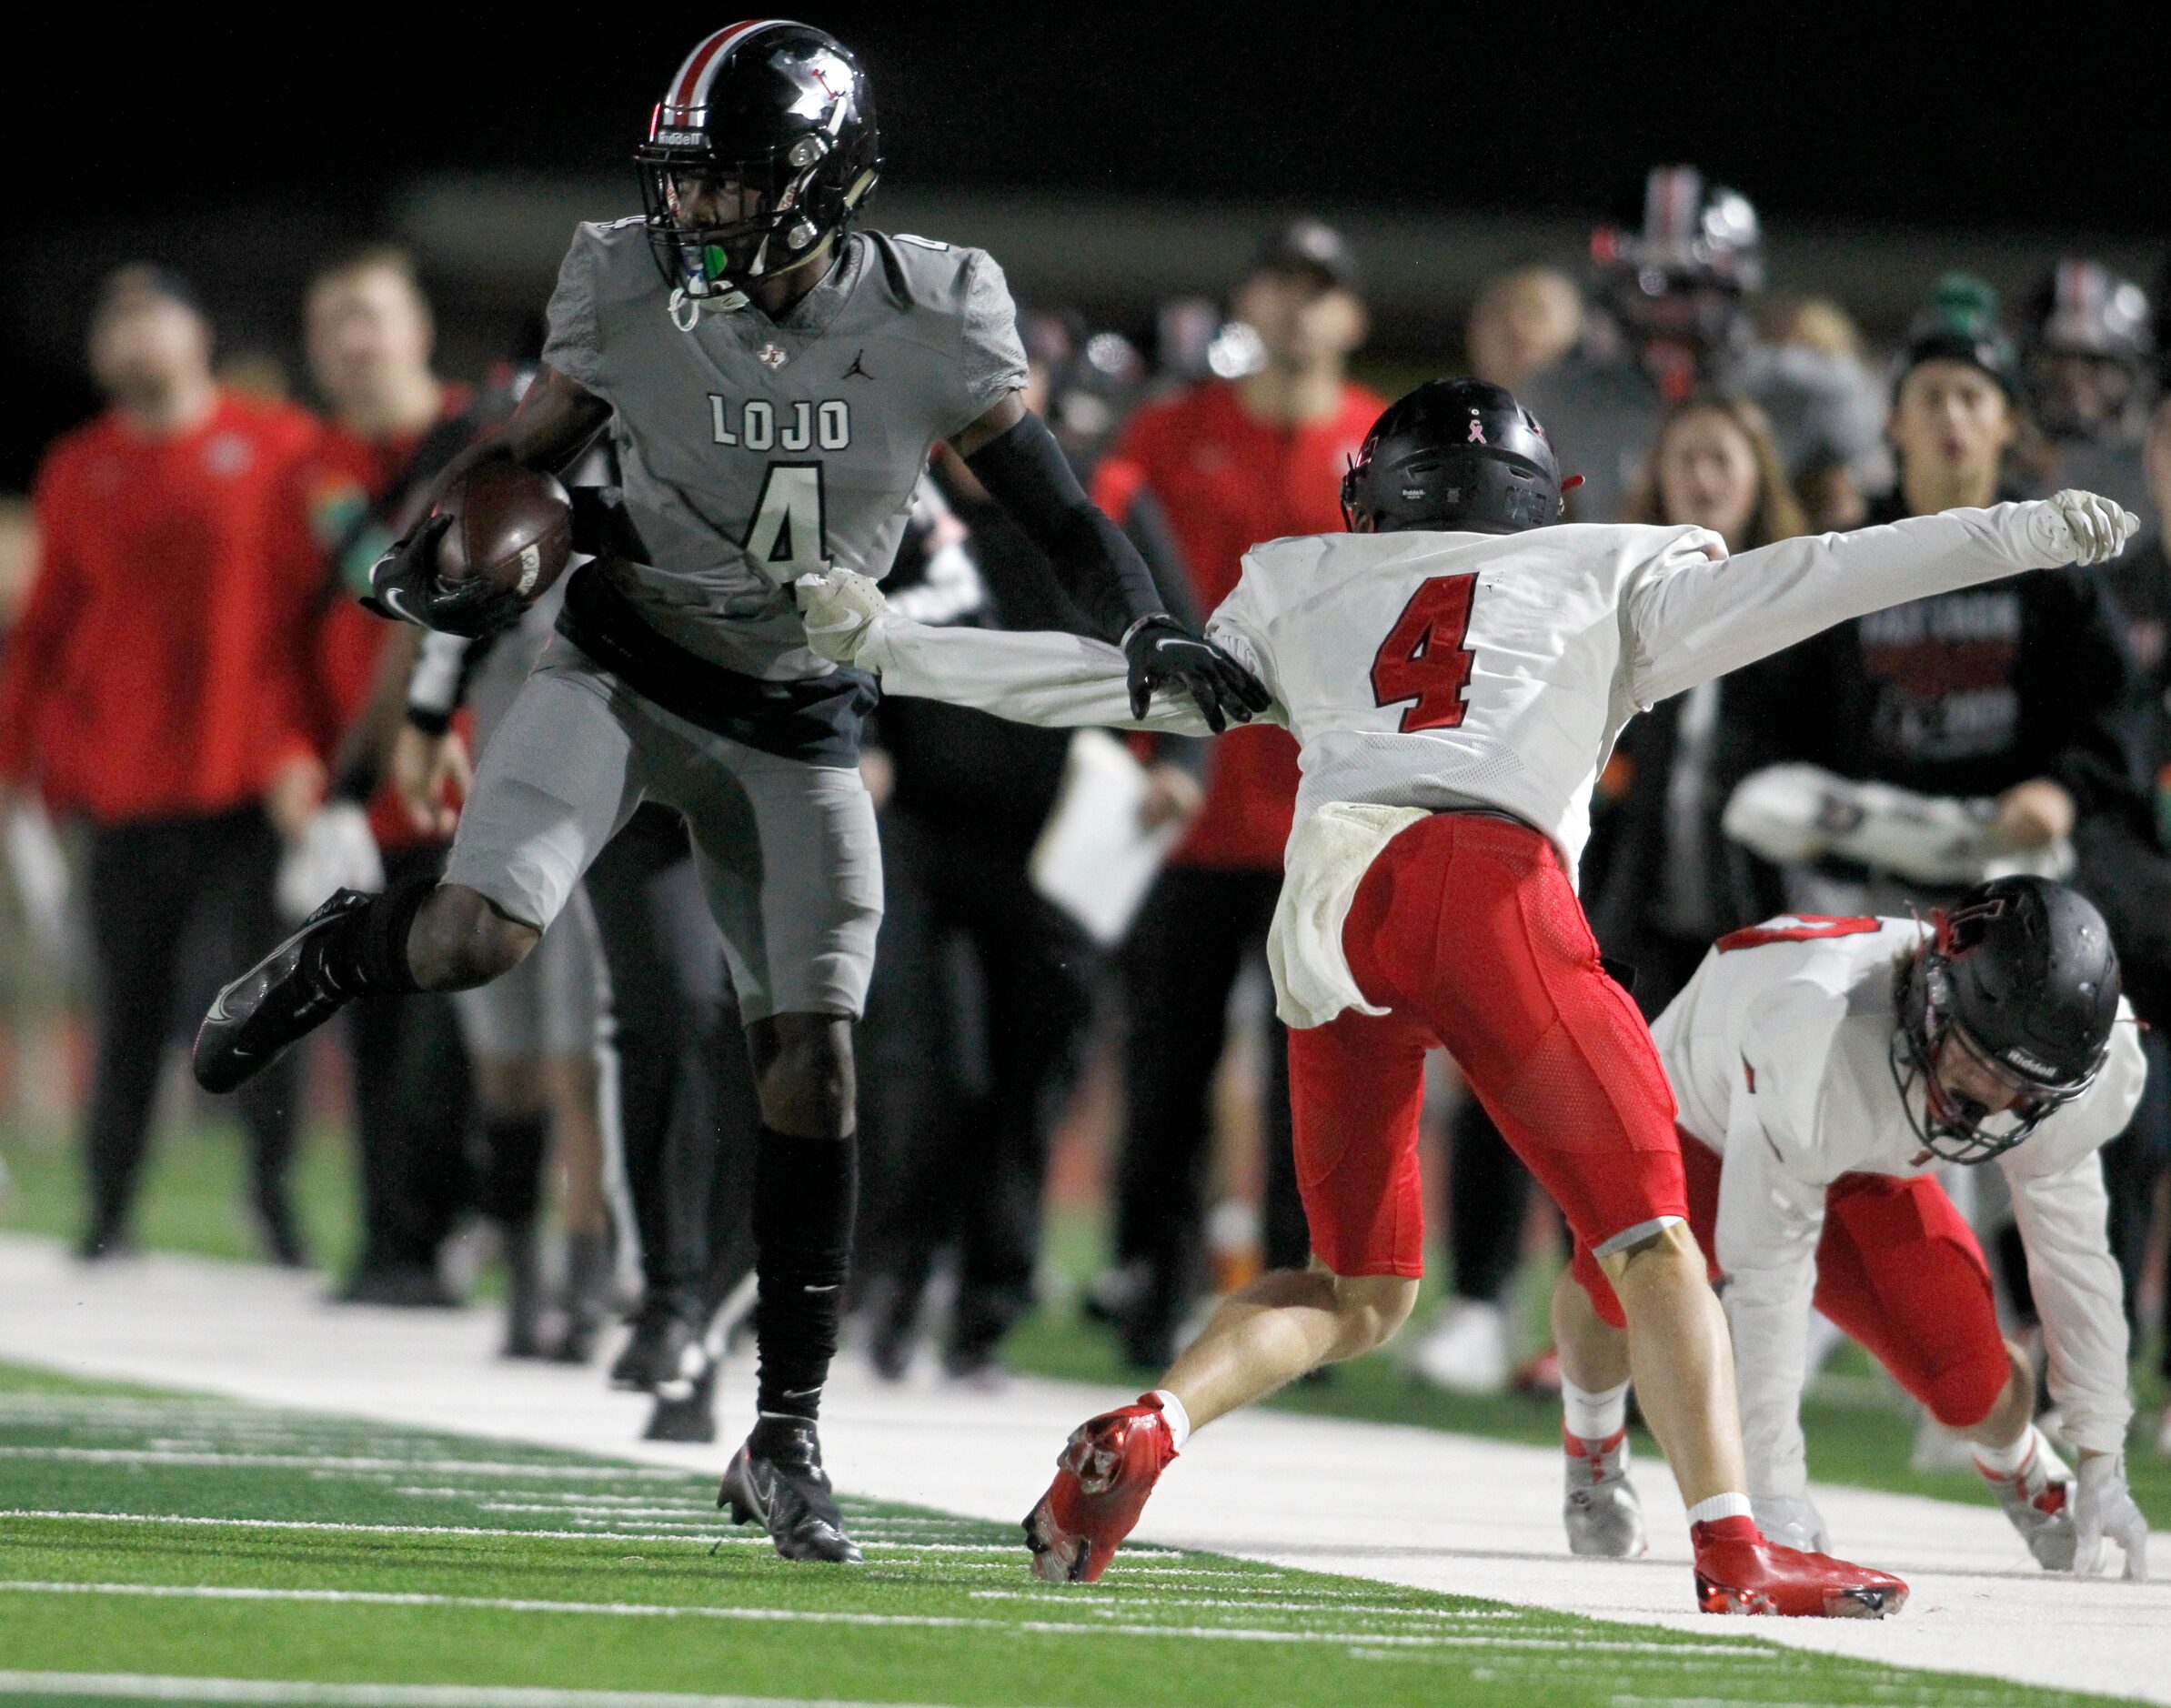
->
[796, 371, 2137, 1614]
[1552, 883, 2150, 1581]
[190, 20, 1264, 1566]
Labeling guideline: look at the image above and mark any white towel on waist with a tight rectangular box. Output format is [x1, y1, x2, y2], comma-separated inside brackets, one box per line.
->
[1267, 802, 1430, 1030]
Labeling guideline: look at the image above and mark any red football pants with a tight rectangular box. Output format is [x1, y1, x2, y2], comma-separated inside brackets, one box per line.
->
[1570, 1135, 2011, 1430]
[1287, 812, 1687, 1280]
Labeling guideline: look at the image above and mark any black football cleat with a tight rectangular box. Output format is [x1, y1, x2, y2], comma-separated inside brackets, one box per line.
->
[645, 1349, 719, 1443]
[610, 1301, 707, 1392]
[718, 1417, 861, 1562]
[193, 889, 374, 1094]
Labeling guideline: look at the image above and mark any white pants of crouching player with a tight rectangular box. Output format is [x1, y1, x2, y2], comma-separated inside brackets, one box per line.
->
[442, 636, 883, 1022]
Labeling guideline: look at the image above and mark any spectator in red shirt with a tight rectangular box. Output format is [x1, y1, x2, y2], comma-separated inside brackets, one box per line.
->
[298, 247, 496, 1310]
[1088, 221, 1386, 1366]
[0, 266, 327, 1261]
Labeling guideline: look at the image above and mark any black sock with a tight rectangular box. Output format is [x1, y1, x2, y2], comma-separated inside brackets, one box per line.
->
[751, 1126, 856, 1424]
[476, 1111, 549, 1227]
[312, 877, 434, 997]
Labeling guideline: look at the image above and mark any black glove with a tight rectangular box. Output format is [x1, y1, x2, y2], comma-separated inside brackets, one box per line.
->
[1122, 615, 1271, 734]
[361, 515, 524, 638]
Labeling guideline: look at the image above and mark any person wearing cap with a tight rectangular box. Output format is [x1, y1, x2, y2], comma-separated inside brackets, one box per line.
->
[1523, 166, 1887, 527]
[1087, 219, 1385, 1368]
[1713, 279, 2157, 1435]
[2021, 260, 2158, 531]
[2092, 391, 2171, 1457]
[1719, 275, 2142, 923]
[0, 266, 328, 1261]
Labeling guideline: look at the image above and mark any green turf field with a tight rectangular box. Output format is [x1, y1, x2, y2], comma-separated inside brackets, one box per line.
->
[0, 1361, 2142, 1708]
[5, 1109, 2167, 1530]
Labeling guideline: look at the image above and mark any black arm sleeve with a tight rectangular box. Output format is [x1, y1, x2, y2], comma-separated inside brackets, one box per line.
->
[964, 412, 1165, 641]
[1119, 487, 1208, 778]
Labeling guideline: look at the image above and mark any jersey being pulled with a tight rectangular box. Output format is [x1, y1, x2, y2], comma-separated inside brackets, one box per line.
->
[849, 502, 2071, 1023]
[1653, 915, 2143, 1484]
[543, 220, 1026, 679]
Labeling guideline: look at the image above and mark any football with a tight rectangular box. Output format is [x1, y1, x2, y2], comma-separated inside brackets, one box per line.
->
[432, 460, 575, 605]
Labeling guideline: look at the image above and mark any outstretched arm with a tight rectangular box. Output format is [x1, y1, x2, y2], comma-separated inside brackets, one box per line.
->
[950, 394, 1270, 732]
[1626, 492, 2138, 708]
[797, 567, 1276, 738]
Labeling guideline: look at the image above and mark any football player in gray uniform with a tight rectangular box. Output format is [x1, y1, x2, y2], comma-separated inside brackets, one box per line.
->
[194, 19, 1267, 1565]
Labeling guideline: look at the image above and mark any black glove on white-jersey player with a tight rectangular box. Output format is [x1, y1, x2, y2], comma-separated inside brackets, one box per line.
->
[1120, 614, 1271, 733]
[962, 412, 1270, 734]
[364, 514, 525, 638]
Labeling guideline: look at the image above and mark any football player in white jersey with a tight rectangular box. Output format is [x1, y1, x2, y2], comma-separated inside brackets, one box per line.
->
[1553, 880, 2150, 1581]
[796, 377, 2139, 1613]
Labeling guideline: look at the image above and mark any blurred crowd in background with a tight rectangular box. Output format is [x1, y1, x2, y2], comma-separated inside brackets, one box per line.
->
[1, 163, 2167, 1454]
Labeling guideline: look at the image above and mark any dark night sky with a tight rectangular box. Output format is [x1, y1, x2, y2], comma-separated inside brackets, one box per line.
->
[38, 8, 2166, 229]
[6, 6, 2165, 485]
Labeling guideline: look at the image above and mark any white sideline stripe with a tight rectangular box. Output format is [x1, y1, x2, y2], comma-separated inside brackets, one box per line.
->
[0, 1447, 685, 1480]
[0, 1582, 1757, 1654]
[0, 1512, 1007, 1553]
[967, 1589, 1521, 1619]
[0, 1673, 968, 1708]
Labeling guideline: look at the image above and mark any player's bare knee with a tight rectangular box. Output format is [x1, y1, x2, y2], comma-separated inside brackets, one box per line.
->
[750, 1013, 855, 1138]
[1603, 1221, 1705, 1301]
[410, 886, 539, 990]
[1327, 1274, 1419, 1357]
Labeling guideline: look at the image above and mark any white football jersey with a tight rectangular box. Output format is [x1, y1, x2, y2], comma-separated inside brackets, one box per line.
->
[853, 499, 2070, 1028]
[1652, 914, 2143, 1490]
[863, 503, 2062, 875]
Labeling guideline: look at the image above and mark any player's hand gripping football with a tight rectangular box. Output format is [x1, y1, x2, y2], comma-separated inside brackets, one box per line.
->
[2025, 490, 2140, 568]
[795, 568, 890, 666]
[365, 516, 526, 638]
[1121, 617, 1271, 735]
[2073, 1452, 2149, 1581]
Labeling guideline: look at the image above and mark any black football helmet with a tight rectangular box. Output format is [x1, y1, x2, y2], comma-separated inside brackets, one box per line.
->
[637, 20, 881, 316]
[1341, 379, 1567, 535]
[1593, 166, 1763, 360]
[1889, 877, 2122, 1164]
[2022, 259, 2156, 442]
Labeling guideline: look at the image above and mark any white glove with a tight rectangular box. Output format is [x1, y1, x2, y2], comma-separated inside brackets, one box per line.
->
[2025, 490, 2141, 568]
[795, 569, 890, 666]
[2074, 1452, 2149, 1581]
[276, 800, 385, 922]
[1751, 1492, 1832, 1555]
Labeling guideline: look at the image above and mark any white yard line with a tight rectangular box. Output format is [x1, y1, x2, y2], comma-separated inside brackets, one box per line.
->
[0, 1579, 1754, 1653]
[0, 1234, 2163, 1703]
[0, 1673, 973, 1708]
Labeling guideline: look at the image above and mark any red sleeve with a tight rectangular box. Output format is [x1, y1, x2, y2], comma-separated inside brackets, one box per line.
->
[257, 417, 341, 775]
[1091, 404, 1171, 523]
[0, 451, 87, 781]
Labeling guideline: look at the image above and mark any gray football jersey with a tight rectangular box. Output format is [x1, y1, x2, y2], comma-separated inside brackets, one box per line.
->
[543, 220, 1028, 678]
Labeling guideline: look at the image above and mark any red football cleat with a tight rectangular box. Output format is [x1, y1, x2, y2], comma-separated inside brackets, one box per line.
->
[1692, 1518, 1908, 1618]
[1021, 1394, 1179, 1583]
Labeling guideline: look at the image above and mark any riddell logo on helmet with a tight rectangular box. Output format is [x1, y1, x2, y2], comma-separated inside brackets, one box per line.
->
[2004, 1047, 2059, 1080]
[658, 130, 706, 147]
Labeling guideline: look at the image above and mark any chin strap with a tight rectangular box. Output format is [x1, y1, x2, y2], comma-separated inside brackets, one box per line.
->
[669, 284, 749, 329]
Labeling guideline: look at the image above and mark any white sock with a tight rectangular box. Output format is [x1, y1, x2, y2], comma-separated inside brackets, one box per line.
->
[1972, 1423, 2039, 1478]
[1685, 1492, 1754, 1526]
[1562, 1376, 1631, 1442]
[1150, 1389, 1191, 1451]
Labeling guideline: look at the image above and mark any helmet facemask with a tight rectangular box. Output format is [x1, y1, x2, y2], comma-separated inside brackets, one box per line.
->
[1887, 925, 2098, 1165]
[639, 123, 866, 316]
[635, 25, 880, 323]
